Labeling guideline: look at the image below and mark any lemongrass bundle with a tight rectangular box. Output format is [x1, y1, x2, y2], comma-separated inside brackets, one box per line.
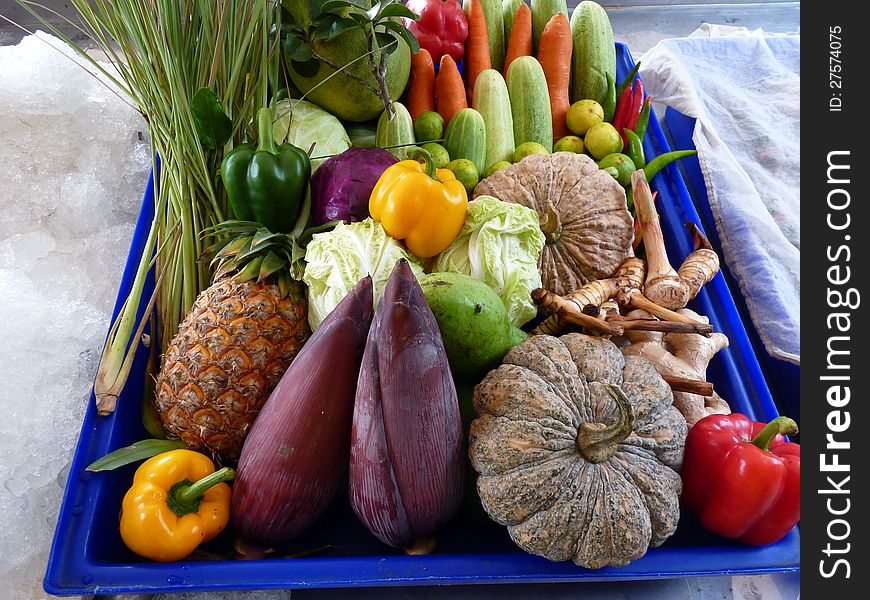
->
[18, 0, 280, 413]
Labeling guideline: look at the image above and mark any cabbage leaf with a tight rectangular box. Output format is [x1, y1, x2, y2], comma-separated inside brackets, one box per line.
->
[272, 99, 351, 171]
[303, 219, 424, 329]
[433, 195, 545, 327]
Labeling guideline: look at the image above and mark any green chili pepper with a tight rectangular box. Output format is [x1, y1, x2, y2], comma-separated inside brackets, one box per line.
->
[643, 149, 698, 182]
[602, 72, 617, 123]
[220, 106, 311, 233]
[624, 129, 646, 169]
[616, 61, 641, 101]
[634, 97, 651, 142]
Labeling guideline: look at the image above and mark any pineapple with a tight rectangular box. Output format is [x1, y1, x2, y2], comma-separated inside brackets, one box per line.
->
[154, 223, 311, 461]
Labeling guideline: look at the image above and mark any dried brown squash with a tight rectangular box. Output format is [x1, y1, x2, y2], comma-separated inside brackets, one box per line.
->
[468, 333, 687, 568]
[474, 152, 634, 296]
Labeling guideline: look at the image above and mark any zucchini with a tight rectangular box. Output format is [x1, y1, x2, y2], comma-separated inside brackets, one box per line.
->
[531, 0, 568, 52]
[505, 56, 553, 152]
[376, 101, 415, 160]
[443, 108, 488, 175]
[465, 0, 506, 73]
[569, 0, 616, 106]
[502, 0, 523, 45]
[472, 69, 515, 171]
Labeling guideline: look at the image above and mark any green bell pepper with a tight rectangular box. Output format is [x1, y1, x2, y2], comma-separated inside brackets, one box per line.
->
[220, 106, 311, 233]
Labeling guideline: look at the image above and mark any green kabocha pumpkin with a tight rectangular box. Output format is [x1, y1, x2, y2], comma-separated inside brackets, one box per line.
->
[468, 333, 687, 568]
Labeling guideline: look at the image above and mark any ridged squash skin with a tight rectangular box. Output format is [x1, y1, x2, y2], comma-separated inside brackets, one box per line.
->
[443, 108, 488, 174]
[472, 69, 515, 171]
[569, 0, 616, 106]
[505, 56, 553, 151]
[376, 101, 416, 160]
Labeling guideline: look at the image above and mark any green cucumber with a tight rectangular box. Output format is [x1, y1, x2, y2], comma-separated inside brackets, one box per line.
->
[531, 0, 568, 52]
[443, 108, 488, 175]
[376, 101, 415, 160]
[570, 0, 617, 106]
[465, 0, 506, 73]
[472, 69, 515, 171]
[502, 0, 523, 45]
[505, 56, 553, 152]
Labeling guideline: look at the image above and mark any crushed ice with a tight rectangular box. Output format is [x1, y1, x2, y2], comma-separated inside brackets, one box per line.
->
[0, 31, 150, 597]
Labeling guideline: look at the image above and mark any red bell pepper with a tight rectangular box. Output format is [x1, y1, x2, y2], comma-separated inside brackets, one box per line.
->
[681, 413, 800, 546]
[404, 0, 469, 64]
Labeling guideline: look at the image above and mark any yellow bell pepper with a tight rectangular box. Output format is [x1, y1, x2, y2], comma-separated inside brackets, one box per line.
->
[119, 449, 234, 562]
[369, 147, 468, 258]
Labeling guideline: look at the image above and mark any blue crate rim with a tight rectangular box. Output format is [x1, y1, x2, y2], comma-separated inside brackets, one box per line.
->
[43, 43, 799, 597]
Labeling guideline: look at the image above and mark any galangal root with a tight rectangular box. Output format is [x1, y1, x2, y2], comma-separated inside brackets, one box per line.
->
[632, 170, 719, 310]
[621, 308, 731, 425]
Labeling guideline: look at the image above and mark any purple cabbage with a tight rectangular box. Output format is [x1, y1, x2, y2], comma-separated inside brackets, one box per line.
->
[310, 147, 398, 225]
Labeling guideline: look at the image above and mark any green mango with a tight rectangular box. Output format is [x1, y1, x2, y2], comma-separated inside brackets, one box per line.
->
[421, 272, 528, 383]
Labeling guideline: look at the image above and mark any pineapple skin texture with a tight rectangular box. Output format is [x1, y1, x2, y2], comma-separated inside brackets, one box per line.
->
[155, 277, 310, 461]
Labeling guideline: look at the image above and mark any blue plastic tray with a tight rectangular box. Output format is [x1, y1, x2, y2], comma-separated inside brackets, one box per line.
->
[662, 108, 800, 421]
[43, 44, 799, 596]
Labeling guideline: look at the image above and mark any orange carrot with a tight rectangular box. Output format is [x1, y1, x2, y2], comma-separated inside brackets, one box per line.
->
[537, 12, 572, 140]
[464, 0, 492, 101]
[503, 3, 532, 77]
[435, 54, 468, 126]
[407, 48, 436, 121]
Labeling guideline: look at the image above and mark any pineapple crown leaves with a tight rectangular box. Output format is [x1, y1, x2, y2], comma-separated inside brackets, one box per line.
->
[200, 220, 338, 297]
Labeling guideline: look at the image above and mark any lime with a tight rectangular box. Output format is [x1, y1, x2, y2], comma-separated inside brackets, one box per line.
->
[414, 111, 445, 143]
[421, 142, 451, 168]
[513, 141, 550, 163]
[584, 122, 623, 160]
[566, 99, 605, 136]
[482, 160, 513, 178]
[554, 135, 586, 155]
[598, 153, 636, 187]
[447, 158, 479, 193]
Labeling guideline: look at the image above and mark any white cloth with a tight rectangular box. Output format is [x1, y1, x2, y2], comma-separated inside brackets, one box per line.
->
[639, 27, 800, 365]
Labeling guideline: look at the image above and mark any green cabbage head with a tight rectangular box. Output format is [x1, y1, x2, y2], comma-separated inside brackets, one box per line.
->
[303, 218, 424, 329]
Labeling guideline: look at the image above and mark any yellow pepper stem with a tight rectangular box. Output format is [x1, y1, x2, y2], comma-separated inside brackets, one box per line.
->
[409, 146, 439, 180]
[169, 467, 235, 517]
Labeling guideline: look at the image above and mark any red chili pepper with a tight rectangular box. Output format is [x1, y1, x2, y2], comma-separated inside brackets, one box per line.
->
[404, 0, 469, 64]
[681, 413, 800, 547]
[611, 84, 634, 133]
[617, 79, 644, 148]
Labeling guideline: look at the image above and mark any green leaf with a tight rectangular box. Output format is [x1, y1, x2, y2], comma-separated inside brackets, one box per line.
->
[250, 227, 282, 250]
[291, 56, 321, 78]
[86, 439, 187, 472]
[376, 31, 397, 54]
[236, 255, 265, 282]
[284, 34, 302, 56]
[320, 0, 357, 14]
[291, 44, 314, 62]
[324, 17, 359, 41]
[315, 14, 338, 39]
[190, 88, 232, 151]
[382, 20, 419, 53]
[366, 2, 382, 21]
[259, 250, 288, 280]
[379, 3, 417, 20]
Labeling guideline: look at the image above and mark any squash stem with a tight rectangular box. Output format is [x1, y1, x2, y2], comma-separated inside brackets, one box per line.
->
[576, 385, 634, 463]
